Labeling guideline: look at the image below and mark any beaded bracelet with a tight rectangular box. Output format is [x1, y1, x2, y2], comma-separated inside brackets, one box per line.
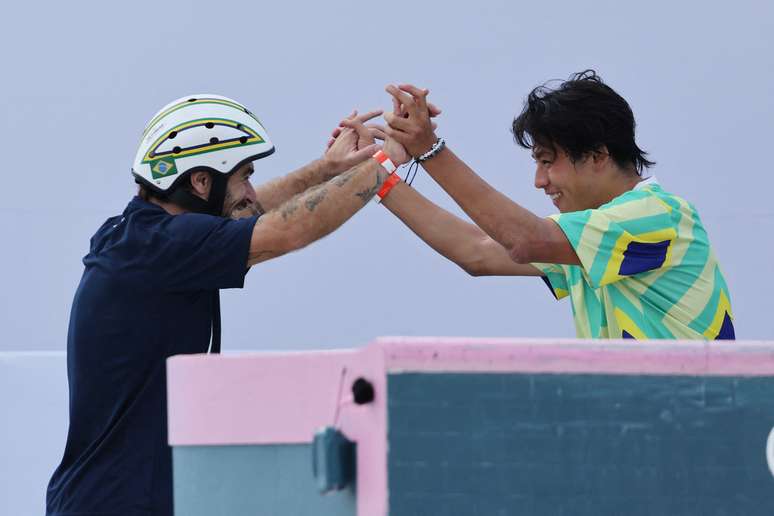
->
[416, 137, 446, 163]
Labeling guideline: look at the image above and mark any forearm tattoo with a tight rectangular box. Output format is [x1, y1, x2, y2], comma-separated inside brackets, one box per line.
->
[333, 168, 357, 187]
[281, 199, 300, 221]
[355, 171, 384, 204]
[304, 185, 328, 212]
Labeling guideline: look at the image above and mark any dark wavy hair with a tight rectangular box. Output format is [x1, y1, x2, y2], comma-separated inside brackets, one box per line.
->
[512, 70, 654, 174]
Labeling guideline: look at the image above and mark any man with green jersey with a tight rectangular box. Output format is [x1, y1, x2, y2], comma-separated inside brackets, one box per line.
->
[530, 176, 733, 339]
[340, 70, 734, 339]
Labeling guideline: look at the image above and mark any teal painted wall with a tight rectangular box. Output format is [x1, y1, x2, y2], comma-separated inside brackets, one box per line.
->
[173, 444, 356, 516]
[387, 373, 774, 515]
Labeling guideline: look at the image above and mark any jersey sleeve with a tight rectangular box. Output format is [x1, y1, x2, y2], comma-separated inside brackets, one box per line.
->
[530, 262, 570, 300]
[154, 213, 259, 292]
[549, 192, 678, 288]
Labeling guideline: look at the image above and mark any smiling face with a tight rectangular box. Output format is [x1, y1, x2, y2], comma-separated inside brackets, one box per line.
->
[532, 145, 616, 213]
[222, 162, 259, 219]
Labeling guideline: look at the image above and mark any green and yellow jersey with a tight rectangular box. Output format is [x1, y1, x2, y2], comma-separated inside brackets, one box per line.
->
[532, 177, 735, 340]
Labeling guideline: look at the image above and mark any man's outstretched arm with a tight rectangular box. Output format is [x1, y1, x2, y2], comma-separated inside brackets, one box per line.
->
[247, 156, 388, 266]
[253, 111, 382, 213]
[381, 176, 543, 277]
[332, 114, 542, 276]
[384, 85, 579, 266]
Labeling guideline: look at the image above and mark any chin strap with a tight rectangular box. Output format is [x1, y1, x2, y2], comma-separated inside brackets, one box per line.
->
[164, 171, 230, 216]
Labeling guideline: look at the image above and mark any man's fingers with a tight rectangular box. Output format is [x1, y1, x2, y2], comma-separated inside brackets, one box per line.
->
[384, 112, 413, 132]
[386, 84, 414, 104]
[366, 123, 387, 141]
[427, 102, 442, 117]
[350, 143, 382, 163]
[398, 84, 429, 113]
[383, 126, 411, 147]
[386, 85, 418, 116]
[327, 127, 355, 150]
[331, 125, 358, 140]
[366, 123, 387, 132]
[355, 109, 383, 124]
[392, 96, 403, 116]
[398, 84, 426, 97]
[340, 118, 374, 142]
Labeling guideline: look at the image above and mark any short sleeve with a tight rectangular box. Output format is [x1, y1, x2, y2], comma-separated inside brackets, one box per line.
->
[531, 262, 570, 300]
[549, 193, 678, 288]
[152, 213, 259, 292]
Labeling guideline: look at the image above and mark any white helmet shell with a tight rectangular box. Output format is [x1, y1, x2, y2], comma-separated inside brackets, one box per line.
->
[132, 94, 274, 192]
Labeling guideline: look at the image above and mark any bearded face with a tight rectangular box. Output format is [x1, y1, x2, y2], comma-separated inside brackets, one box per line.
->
[222, 164, 260, 219]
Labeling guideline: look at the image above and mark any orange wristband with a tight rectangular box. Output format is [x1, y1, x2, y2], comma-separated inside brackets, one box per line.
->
[374, 172, 401, 204]
[372, 149, 397, 174]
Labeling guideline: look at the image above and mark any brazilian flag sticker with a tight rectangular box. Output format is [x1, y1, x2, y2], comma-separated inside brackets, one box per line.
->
[151, 159, 177, 180]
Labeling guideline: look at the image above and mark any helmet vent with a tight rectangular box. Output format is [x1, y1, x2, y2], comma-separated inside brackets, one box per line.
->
[187, 98, 197, 102]
[205, 122, 215, 129]
[210, 137, 219, 144]
[172, 146, 182, 154]
[168, 131, 177, 139]
[239, 136, 248, 144]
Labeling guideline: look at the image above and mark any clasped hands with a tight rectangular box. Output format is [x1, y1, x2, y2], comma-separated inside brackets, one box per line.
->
[324, 84, 442, 174]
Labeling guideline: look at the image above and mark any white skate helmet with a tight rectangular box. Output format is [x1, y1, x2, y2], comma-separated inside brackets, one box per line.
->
[132, 94, 275, 215]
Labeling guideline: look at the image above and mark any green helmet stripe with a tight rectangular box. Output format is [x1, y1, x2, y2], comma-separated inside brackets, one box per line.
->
[142, 117, 265, 163]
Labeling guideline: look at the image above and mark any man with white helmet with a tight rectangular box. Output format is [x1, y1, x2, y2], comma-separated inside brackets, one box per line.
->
[46, 95, 405, 516]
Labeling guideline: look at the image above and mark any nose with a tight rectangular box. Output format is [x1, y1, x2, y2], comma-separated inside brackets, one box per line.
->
[244, 181, 257, 203]
[534, 165, 549, 190]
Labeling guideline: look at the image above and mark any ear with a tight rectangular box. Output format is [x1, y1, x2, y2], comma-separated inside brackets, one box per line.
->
[189, 171, 211, 200]
[591, 145, 610, 169]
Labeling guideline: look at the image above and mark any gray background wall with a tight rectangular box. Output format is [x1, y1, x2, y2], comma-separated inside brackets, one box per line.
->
[1, 353, 68, 515]
[1, 0, 773, 513]
[2, 0, 772, 353]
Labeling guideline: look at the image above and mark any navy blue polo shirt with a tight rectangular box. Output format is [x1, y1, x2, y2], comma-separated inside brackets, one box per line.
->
[46, 197, 258, 516]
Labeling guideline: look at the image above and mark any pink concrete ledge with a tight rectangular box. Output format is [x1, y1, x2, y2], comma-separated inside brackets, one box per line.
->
[167, 346, 388, 516]
[166, 337, 774, 516]
[377, 337, 774, 376]
[167, 338, 774, 446]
